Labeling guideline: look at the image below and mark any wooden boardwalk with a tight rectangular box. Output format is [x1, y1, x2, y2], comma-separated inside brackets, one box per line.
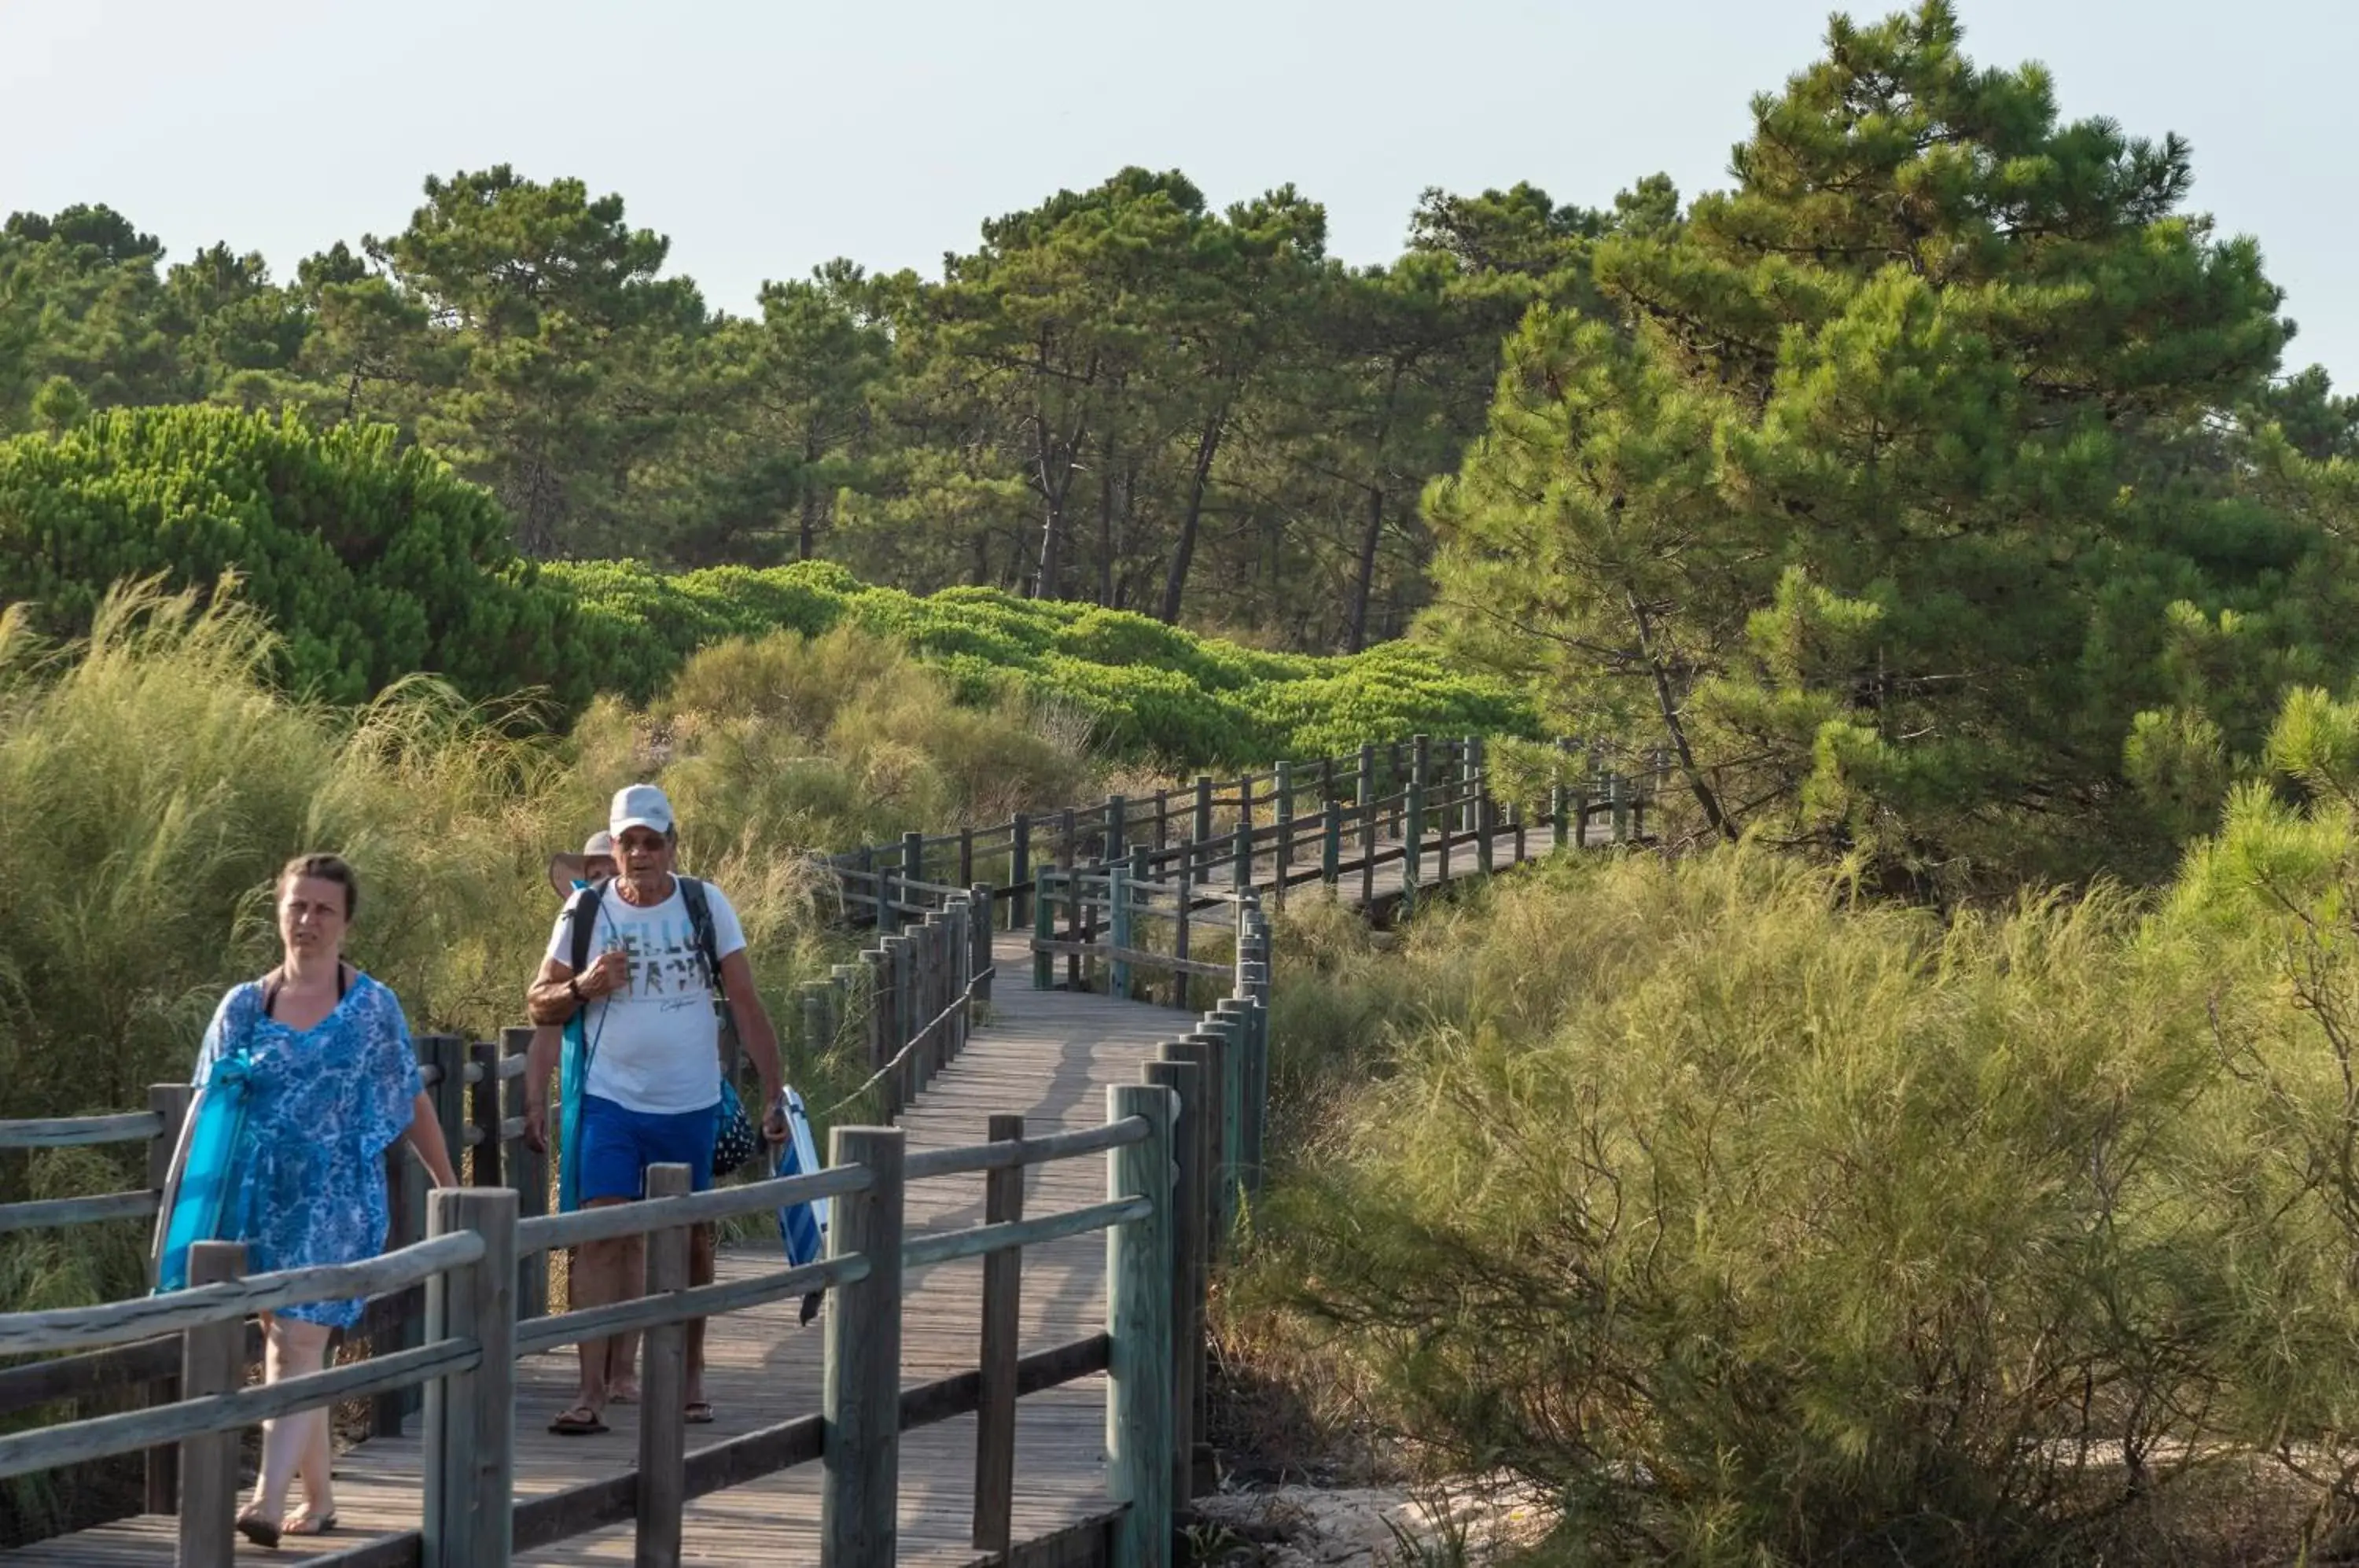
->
[12, 931, 1188, 1567]
[7, 803, 1577, 1567]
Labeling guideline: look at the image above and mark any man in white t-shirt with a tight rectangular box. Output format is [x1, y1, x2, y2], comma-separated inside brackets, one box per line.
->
[524, 783, 787, 1436]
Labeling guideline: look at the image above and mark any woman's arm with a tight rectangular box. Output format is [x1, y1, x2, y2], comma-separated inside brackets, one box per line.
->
[403, 1092, 459, 1188]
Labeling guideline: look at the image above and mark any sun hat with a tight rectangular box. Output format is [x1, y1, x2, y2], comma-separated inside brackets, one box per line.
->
[545, 829, 620, 898]
[610, 783, 675, 838]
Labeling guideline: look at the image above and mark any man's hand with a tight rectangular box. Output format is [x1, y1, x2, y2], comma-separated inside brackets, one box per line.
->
[583, 948, 630, 999]
[760, 1089, 789, 1145]
[524, 1099, 548, 1154]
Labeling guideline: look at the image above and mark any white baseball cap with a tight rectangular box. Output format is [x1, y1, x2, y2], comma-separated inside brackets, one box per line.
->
[610, 783, 675, 837]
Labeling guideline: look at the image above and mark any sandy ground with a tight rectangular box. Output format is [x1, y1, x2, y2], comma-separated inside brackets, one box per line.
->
[1193, 1474, 1556, 1568]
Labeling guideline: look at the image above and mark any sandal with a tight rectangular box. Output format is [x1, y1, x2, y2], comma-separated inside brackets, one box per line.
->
[283, 1510, 338, 1537]
[684, 1401, 715, 1424]
[235, 1511, 281, 1549]
[548, 1404, 609, 1436]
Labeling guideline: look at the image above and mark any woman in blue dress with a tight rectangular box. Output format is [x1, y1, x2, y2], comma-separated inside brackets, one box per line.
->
[192, 854, 458, 1548]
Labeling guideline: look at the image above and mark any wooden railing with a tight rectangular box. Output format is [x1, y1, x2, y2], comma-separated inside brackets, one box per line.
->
[0, 728, 1628, 1562]
[827, 732, 1658, 930]
[0, 1001, 1238, 1568]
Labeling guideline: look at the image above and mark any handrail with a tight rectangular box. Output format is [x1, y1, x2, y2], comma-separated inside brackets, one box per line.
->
[0, 1230, 486, 1356]
[513, 1253, 867, 1356]
[0, 1111, 165, 1149]
[515, 1163, 874, 1255]
[904, 1116, 1149, 1180]
[903, 1197, 1149, 1271]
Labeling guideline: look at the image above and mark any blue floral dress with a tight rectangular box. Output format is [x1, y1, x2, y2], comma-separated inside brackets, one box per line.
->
[193, 973, 424, 1329]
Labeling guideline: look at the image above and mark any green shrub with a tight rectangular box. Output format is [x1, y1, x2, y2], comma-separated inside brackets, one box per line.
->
[0, 406, 583, 708]
[1249, 845, 2359, 1564]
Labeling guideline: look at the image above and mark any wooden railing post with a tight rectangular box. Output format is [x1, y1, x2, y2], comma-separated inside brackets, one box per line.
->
[823, 1127, 907, 1568]
[1108, 859, 1132, 1003]
[1144, 1058, 1202, 1510]
[142, 1081, 193, 1514]
[469, 1040, 502, 1191]
[902, 830, 926, 896]
[970, 883, 996, 1002]
[1610, 770, 1628, 843]
[1235, 774, 1255, 890]
[1272, 760, 1294, 904]
[1010, 814, 1032, 933]
[424, 1185, 517, 1568]
[1321, 797, 1342, 889]
[1032, 870, 1056, 992]
[177, 1240, 245, 1567]
[1404, 734, 1429, 916]
[1105, 793, 1128, 863]
[972, 1113, 1025, 1552]
[633, 1164, 692, 1568]
[1358, 743, 1378, 906]
[1107, 1084, 1175, 1568]
[502, 1027, 549, 1320]
[1192, 775, 1213, 846]
[1172, 842, 1195, 1010]
[1159, 1040, 1216, 1488]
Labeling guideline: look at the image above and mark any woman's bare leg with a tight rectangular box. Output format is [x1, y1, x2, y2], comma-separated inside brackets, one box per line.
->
[249, 1317, 333, 1524]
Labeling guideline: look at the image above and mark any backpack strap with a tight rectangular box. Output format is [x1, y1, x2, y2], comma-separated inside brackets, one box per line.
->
[565, 885, 604, 979]
[675, 876, 730, 1003]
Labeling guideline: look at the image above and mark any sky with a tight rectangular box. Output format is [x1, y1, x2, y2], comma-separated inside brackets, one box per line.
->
[3, 0, 2353, 387]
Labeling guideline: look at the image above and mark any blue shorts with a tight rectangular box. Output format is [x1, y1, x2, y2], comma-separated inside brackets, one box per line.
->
[576, 1094, 718, 1202]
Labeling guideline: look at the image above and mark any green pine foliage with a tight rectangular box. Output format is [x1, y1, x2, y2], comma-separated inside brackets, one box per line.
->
[0, 403, 585, 708]
[1423, 0, 2359, 890]
[546, 557, 1537, 765]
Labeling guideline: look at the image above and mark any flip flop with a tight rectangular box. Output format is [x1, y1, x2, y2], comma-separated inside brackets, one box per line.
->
[684, 1401, 715, 1424]
[549, 1405, 609, 1436]
[235, 1512, 281, 1549]
[283, 1511, 338, 1537]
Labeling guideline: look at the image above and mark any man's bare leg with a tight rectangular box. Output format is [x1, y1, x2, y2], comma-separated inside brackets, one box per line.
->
[563, 1203, 641, 1426]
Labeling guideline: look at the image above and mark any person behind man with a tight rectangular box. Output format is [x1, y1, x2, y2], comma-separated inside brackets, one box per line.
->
[525, 785, 786, 1435]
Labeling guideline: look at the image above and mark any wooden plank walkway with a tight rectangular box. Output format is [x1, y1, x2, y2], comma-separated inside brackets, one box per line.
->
[12, 931, 1189, 1566]
[10, 823, 1573, 1566]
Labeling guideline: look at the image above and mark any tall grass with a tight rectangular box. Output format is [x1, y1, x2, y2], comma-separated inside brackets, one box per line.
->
[1243, 847, 2359, 1565]
[0, 585, 1107, 1264]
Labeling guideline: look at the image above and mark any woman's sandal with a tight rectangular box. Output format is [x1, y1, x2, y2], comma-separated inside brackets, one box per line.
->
[283, 1509, 338, 1537]
[684, 1401, 715, 1424]
[234, 1511, 282, 1549]
[548, 1404, 609, 1436]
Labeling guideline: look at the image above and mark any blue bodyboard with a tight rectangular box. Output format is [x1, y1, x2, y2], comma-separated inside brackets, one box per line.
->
[774, 1088, 827, 1268]
[152, 1057, 253, 1294]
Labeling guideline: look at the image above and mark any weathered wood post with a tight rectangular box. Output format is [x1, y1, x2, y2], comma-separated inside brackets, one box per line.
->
[631, 1165, 691, 1568]
[823, 1128, 907, 1568]
[468, 1040, 503, 1191]
[1109, 859, 1134, 1003]
[1105, 793, 1128, 863]
[1321, 793, 1343, 889]
[876, 845, 899, 937]
[970, 883, 996, 1003]
[1143, 1057, 1202, 1509]
[1033, 870, 1057, 992]
[143, 1081, 194, 1513]
[424, 1185, 518, 1568]
[1404, 734, 1429, 916]
[1272, 760, 1294, 904]
[178, 1241, 245, 1566]
[1010, 814, 1032, 933]
[959, 825, 976, 890]
[1159, 1040, 1216, 1489]
[903, 830, 926, 896]
[1193, 775, 1214, 846]
[1183, 1025, 1232, 1246]
[1172, 841, 1196, 1009]
[1106, 1084, 1175, 1568]
[1357, 743, 1378, 906]
[501, 1027, 548, 1320]
[1471, 736, 1495, 877]
[1610, 770, 1628, 843]
[1153, 788, 1172, 853]
[972, 1113, 1025, 1552]
[1235, 773, 1256, 891]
